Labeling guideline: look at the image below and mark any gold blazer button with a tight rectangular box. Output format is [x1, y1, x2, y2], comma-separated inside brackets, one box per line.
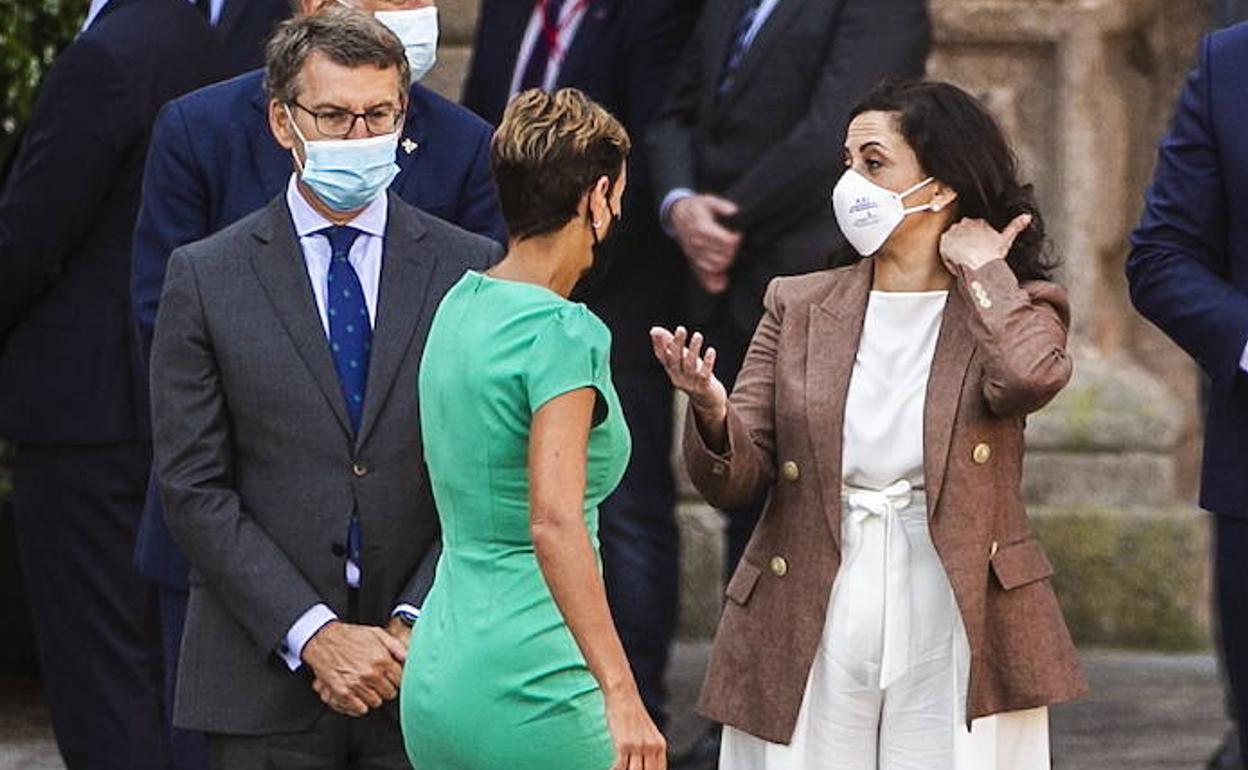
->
[770, 556, 789, 577]
[781, 461, 800, 482]
[972, 443, 991, 464]
[711, 462, 727, 477]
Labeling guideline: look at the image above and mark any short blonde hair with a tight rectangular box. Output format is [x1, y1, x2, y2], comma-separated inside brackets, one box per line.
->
[491, 88, 630, 240]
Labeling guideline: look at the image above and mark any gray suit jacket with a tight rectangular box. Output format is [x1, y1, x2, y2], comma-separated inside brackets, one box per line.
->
[150, 192, 502, 734]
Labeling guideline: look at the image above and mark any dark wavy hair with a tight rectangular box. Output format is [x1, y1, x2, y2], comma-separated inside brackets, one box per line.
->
[849, 80, 1058, 282]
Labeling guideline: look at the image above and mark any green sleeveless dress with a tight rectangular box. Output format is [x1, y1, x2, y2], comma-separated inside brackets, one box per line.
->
[400, 271, 631, 770]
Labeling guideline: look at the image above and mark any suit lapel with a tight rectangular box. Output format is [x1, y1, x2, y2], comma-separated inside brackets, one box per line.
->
[805, 258, 871, 546]
[715, 0, 809, 112]
[556, 0, 615, 89]
[923, 288, 975, 519]
[216, 0, 244, 36]
[391, 92, 428, 196]
[248, 198, 353, 438]
[354, 195, 434, 449]
[701, 0, 752, 113]
[248, 87, 295, 200]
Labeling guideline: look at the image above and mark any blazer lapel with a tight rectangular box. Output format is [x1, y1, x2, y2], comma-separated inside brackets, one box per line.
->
[715, 0, 809, 111]
[556, 0, 615, 89]
[700, 0, 752, 113]
[805, 258, 872, 546]
[391, 96, 428, 195]
[248, 198, 353, 438]
[248, 87, 295, 200]
[354, 196, 434, 449]
[923, 288, 975, 519]
[216, 0, 244, 37]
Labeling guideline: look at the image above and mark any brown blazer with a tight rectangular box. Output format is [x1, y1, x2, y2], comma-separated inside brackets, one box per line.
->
[685, 257, 1088, 744]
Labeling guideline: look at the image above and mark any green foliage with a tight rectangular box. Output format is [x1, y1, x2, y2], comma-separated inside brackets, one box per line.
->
[0, 0, 84, 164]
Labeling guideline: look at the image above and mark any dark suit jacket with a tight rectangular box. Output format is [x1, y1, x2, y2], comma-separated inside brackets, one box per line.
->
[1216, 0, 1248, 26]
[1127, 22, 1248, 520]
[462, 0, 698, 371]
[648, 0, 929, 335]
[151, 193, 502, 733]
[686, 259, 1086, 742]
[216, 0, 291, 78]
[0, 0, 223, 443]
[132, 69, 506, 588]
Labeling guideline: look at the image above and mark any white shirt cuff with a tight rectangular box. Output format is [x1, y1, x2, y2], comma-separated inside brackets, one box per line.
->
[279, 603, 338, 671]
[1240, 338, 1248, 374]
[659, 188, 695, 235]
[392, 603, 421, 619]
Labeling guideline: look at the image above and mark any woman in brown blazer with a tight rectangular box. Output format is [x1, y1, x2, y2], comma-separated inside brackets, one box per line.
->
[651, 81, 1087, 769]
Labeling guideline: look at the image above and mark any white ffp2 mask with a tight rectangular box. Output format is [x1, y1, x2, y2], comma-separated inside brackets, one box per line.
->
[832, 170, 935, 256]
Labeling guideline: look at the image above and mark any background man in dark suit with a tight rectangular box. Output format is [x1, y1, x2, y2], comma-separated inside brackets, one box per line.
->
[647, 0, 929, 765]
[462, 0, 699, 732]
[212, 0, 295, 77]
[1216, 0, 1248, 26]
[1128, 19, 1248, 770]
[150, 10, 502, 766]
[0, 1, 223, 767]
[131, 1, 504, 766]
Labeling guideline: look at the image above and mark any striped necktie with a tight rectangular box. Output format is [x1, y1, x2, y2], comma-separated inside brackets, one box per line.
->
[717, 0, 766, 98]
[520, 0, 569, 90]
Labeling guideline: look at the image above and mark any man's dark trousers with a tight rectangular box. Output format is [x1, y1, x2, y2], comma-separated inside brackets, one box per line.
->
[11, 443, 167, 769]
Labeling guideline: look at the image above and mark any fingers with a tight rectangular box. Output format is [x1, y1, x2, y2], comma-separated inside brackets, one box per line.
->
[1000, 212, 1033, 250]
[704, 195, 739, 218]
[701, 347, 717, 386]
[376, 626, 409, 664]
[315, 678, 370, 717]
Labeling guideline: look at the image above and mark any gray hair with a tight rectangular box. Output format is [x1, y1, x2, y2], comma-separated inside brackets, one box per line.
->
[264, 5, 410, 104]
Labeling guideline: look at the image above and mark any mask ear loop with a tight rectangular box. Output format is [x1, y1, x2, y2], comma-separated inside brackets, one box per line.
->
[899, 176, 937, 215]
[283, 104, 309, 174]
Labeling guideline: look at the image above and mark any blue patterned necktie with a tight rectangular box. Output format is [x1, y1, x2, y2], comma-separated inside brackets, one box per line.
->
[717, 0, 766, 98]
[318, 225, 371, 435]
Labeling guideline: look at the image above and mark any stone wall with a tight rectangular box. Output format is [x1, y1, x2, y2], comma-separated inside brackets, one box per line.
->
[426, 0, 1219, 646]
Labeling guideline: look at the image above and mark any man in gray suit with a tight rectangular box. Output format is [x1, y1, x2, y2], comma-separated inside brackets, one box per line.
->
[149, 9, 501, 767]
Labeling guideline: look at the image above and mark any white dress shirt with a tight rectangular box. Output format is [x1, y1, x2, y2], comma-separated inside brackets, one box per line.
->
[508, 0, 593, 96]
[286, 173, 386, 334]
[278, 176, 417, 670]
[659, 0, 786, 225]
[82, 0, 224, 32]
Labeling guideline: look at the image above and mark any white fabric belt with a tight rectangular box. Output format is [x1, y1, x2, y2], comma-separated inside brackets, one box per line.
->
[830, 479, 924, 689]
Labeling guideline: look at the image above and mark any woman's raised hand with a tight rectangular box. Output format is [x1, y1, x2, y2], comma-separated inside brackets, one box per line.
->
[649, 326, 728, 421]
[939, 213, 1032, 272]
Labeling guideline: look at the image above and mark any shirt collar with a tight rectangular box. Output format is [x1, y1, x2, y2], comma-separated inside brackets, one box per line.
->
[81, 0, 111, 32]
[285, 173, 389, 240]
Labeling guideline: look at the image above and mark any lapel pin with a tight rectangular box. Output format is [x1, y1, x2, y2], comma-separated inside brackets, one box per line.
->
[401, 138, 418, 155]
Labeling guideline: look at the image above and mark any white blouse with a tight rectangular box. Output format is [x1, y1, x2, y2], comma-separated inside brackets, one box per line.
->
[841, 289, 948, 490]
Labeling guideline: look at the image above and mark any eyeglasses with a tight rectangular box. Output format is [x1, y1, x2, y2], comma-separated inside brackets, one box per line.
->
[288, 100, 404, 139]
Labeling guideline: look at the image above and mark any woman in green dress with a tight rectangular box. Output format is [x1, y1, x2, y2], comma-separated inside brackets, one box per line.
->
[400, 88, 667, 770]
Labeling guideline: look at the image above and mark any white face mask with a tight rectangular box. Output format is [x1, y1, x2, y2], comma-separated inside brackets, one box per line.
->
[374, 6, 439, 84]
[831, 169, 935, 256]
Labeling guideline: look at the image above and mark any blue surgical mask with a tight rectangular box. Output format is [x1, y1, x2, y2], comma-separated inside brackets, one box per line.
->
[374, 7, 439, 84]
[285, 104, 400, 212]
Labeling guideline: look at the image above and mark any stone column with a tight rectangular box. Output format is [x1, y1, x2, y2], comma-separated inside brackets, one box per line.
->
[931, 0, 1211, 648]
